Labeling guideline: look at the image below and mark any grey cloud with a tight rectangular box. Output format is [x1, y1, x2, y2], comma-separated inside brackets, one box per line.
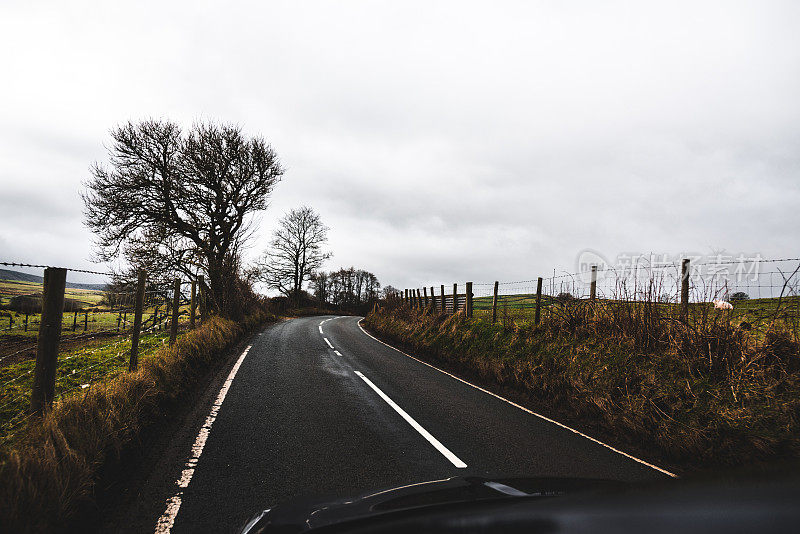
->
[1, 1, 799, 292]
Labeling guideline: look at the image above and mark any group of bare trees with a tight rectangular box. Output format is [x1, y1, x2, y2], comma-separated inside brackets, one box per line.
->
[83, 119, 377, 317]
[310, 268, 380, 309]
[259, 210, 382, 310]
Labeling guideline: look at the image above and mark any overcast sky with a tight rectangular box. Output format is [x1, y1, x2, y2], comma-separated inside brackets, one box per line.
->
[1, 1, 798, 290]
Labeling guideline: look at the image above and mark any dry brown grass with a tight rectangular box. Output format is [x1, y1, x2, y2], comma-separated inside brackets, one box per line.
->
[0, 311, 273, 533]
[365, 298, 800, 475]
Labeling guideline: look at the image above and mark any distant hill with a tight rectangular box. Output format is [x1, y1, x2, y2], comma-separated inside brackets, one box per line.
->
[0, 268, 107, 291]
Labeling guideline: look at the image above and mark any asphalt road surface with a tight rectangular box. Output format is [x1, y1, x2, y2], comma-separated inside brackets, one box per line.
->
[118, 315, 672, 533]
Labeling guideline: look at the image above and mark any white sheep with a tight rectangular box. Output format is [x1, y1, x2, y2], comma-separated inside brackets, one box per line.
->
[712, 299, 733, 310]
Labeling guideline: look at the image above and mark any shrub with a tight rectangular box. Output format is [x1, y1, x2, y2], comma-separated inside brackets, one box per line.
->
[5, 295, 40, 314]
[555, 292, 576, 303]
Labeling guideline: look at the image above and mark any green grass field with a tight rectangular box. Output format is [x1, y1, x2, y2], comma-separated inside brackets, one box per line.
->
[0, 279, 105, 308]
[471, 293, 800, 333]
[0, 276, 192, 340]
[473, 293, 554, 310]
[1, 279, 111, 336]
[0, 330, 176, 445]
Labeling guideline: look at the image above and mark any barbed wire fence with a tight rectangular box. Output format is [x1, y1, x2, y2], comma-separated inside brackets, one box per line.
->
[0, 261, 206, 439]
[398, 256, 800, 329]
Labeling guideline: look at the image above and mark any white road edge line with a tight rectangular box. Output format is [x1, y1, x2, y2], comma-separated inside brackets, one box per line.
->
[354, 370, 467, 469]
[154, 344, 253, 534]
[356, 319, 677, 478]
[334, 350, 342, 356]
[324, 337, 334, 349]
[319, 316, 343, 332]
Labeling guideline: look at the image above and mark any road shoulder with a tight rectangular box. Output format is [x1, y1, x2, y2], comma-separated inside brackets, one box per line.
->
[97, 324, 276, 534]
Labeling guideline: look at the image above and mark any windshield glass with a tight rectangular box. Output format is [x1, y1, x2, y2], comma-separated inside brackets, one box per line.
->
[1, 2, 798, 534]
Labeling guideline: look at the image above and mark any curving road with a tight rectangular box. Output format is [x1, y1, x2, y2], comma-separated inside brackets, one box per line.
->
[112, 315, 672, 533]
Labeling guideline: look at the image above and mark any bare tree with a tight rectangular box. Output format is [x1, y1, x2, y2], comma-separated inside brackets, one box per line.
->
[260, 206, 331, 304]
[82, 119, 283, 317]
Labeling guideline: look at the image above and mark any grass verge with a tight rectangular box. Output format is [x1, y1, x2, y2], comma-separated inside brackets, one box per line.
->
[0, 309, 274, 533]
[363, 303, 800, 475]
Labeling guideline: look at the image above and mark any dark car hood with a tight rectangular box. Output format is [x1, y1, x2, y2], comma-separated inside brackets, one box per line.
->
[239, 476, 624, 534]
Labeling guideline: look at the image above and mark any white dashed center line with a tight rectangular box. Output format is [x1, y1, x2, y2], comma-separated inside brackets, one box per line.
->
[354, 370, 467, 469]
[318, 318, 462, 468]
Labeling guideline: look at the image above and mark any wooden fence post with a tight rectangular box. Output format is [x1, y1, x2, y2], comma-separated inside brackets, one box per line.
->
[84, 311, 88, 331]
[466, 282, 473, 318]
[440, 285, 446, 314]
[416, 288, 422, 309]
[491, 281, 499, 323]
[189, 280, 197, 329]
[453, 283, 458, 313]
[423, 286, 429, 308]
[24, 313, 29, 332]
[680, 258, 690, 322]
[430, 286, 437, 311]
[169, 278, 180, 346]
[72, 310, 77, 331]
[129, 270, 146, 371]
[404, 289, 408, 305]
[590, 265, 597, 301]
[30, 267, 67, 414]
[535, 277, 543, 325]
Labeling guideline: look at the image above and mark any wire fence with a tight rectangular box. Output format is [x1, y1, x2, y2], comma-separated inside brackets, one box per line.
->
[402, 256, 800, 327]
[0, 262, 203, 441]
[0, 281, 186, 362]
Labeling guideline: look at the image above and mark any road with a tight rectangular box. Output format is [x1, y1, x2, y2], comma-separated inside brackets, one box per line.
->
[116, 315, 672, 533]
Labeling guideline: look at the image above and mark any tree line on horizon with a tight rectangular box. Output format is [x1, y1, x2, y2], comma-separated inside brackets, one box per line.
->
[310, 268, 380, 310]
